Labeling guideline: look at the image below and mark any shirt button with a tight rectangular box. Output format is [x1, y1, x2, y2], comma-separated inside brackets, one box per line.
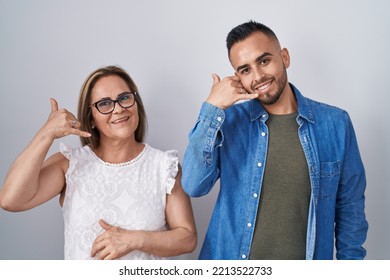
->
[257, 162, 262, 167]
[217, 117, 222, 122]
[261, 132, 266, 137]
[247, 223, 252, 227]
[241, 254, 247, 259]
[253, 193, 258, 198]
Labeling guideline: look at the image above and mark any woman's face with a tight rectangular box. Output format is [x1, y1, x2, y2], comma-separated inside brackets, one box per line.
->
[90, 75, 139, 143]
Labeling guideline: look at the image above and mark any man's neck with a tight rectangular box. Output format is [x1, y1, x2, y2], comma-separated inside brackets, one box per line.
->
[263, 84, 297, 115]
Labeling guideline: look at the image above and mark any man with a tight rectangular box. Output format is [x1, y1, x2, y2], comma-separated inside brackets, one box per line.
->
[182, 20, 368, 260]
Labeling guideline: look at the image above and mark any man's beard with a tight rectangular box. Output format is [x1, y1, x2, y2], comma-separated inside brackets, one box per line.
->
[252, 69, 288, 106]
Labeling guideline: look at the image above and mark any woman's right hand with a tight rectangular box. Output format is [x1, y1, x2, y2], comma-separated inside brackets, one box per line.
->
[43, 98, 91, 140]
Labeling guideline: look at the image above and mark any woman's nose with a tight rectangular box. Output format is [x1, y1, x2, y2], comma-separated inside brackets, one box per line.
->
[112, 101, 125, 113]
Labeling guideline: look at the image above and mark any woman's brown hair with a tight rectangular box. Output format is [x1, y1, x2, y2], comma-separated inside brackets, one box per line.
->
[77, 65, 147, 148]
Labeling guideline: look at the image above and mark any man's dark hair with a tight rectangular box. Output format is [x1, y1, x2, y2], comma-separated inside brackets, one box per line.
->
[226, 20, 278, 56]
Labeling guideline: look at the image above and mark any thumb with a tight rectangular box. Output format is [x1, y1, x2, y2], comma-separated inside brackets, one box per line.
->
[99, 219, 112, 230]
[211, 73, 220, 85]
[50, 98, 59, 113]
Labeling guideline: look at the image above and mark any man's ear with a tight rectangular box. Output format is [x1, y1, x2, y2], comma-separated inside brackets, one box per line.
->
[281, 48, 290, 69]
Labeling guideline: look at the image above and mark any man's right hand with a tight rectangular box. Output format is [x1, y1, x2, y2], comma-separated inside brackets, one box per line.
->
[205, 74, 258, 110]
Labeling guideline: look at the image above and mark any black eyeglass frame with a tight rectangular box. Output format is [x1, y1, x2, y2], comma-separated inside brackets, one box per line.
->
[89, 92, 137, 114]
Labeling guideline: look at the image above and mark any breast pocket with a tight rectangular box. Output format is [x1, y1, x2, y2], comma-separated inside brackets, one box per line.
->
[319, 161, 341, 199]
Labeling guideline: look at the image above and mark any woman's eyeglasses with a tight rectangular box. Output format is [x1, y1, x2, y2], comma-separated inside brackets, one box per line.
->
[90, 92, 137, 114]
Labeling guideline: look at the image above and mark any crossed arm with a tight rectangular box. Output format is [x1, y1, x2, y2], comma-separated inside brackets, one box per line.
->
[90, 166, 197, 260]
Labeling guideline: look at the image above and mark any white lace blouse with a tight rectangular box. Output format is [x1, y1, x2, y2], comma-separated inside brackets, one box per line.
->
[60, 143, 178, 260]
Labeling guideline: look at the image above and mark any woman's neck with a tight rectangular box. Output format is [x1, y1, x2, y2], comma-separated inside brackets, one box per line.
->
[93, 138, 144, 164]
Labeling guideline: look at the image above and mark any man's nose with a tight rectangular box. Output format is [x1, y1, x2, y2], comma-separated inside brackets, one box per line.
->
[253, 66, 265, 82]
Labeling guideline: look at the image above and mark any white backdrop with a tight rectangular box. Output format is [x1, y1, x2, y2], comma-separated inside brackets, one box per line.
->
[0, 0, 389, 260]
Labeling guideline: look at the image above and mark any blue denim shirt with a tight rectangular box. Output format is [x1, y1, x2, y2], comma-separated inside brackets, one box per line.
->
[182, 84, 368, 260]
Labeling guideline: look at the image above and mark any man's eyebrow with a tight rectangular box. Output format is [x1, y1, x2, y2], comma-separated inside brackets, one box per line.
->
[255, 52, 273, 63]
[236, 52, 273, 72]
[236, 63, 250, 73]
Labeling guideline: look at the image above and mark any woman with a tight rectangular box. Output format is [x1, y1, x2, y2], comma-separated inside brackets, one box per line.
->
[0, 65, 197, 260]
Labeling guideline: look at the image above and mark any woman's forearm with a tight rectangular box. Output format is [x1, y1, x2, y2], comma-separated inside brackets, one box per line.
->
[135, 227, 197, 257]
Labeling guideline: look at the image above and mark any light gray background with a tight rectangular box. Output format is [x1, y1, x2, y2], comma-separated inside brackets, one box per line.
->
[0, 0, 389, 260]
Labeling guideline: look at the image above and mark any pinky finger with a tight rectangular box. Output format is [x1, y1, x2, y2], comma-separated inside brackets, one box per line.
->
[99, 248, 112, 260]
[70, 128, 91, 138]
[103, 253, 115, 260]
[237, 93, 258, 101]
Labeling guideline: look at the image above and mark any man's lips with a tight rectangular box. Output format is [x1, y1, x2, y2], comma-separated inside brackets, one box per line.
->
[253, 80, 273, 92]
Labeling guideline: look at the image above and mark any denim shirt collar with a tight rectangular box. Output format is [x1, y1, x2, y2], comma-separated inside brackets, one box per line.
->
[249, 83, 315, 124]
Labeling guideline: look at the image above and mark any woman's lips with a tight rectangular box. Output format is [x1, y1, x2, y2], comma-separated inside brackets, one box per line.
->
[111, 116, 129, 124]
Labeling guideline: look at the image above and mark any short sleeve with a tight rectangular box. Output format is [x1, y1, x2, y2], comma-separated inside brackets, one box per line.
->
[164, 150, 179, 194]
[60, 142, 73, 160]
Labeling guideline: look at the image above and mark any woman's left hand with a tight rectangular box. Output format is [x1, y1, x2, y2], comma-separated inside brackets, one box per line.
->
[91, 219, 141, 260]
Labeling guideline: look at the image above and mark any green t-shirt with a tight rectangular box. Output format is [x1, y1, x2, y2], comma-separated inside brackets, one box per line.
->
[249, 112, 311, 260]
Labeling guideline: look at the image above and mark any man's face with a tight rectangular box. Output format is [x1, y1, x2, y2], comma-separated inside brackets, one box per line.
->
[229, 32, 290, 106]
